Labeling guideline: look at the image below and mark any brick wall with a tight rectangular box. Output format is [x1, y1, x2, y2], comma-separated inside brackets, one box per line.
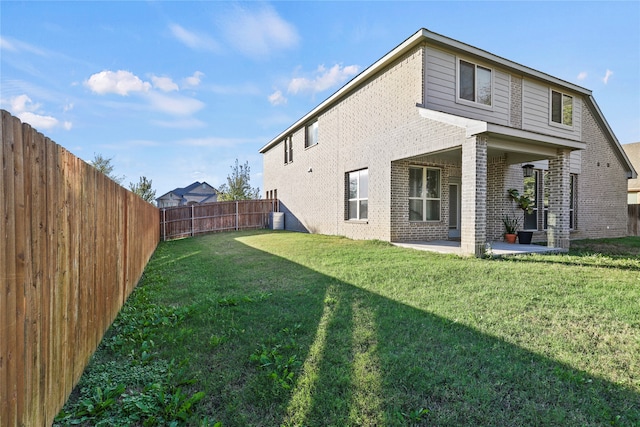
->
[570, 104, 629, 239]
[510, 75, 523, 129]
[263, 47, 427, 240]
[390, 159, 460, 241]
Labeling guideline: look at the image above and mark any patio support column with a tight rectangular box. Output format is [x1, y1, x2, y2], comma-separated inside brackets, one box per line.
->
[461, 135, 487, 257]
[547, 149, 571, 250]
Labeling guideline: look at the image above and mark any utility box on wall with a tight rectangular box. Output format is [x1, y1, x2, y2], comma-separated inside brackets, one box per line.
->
[272, 212, 285, 230]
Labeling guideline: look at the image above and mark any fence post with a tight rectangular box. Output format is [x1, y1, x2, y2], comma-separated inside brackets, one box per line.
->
[191, 205, 194, 237]
[235, 201, 239, 231]
[162, 209, 166, 242]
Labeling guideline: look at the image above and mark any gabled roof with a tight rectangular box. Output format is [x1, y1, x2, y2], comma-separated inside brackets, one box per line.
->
[259, 28, 636, 179]
[156, 181, 218, 201]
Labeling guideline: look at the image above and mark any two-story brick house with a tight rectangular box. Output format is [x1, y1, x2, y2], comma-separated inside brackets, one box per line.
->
[260, 28, 636, 257]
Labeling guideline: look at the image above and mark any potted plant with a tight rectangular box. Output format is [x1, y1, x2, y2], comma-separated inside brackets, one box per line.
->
[502, 214, 518, 244]
[507, 188, 535, 244]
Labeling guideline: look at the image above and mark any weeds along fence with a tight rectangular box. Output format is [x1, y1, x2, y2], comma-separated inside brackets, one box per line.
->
[160, 199, 278, 241]
[1, 110, 159, 427]
[630, 204, 639, 236]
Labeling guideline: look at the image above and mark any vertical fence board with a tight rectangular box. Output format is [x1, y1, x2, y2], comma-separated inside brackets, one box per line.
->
[44, 134, 58, 422]
[20, 123, 35, 427]
[14, 119, 27, 427]
[68, 154, 80, 387]
[55, 145, 69, 413]
[2, 111, 18, 427]
[32, 129, 47, 424]
[0, 112, 6, 427]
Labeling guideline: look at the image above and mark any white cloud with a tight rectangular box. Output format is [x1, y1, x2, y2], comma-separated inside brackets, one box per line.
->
[145, 91, 205, 116]
[18, 111, 59, 130]
[151, 75, 179, 92]
[268, 90, 287, 106]
[220, 5, 299, 58]
[287, 64, 360, 95]
[8, 94, 71, 131]
[182, 71, 204, 88]
[0, 36, 16, 51]
[84, 70, 207, 117]
[169, 23, 220, 52]
[11, 94, 40, 112]
[85, 70, 151, 95]
[0, 36, 48, 56]
[603, 69, 614, 84]
[577, 71, 588, 81]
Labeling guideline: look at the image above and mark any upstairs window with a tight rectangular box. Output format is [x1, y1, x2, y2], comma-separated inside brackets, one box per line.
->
[409, 166, 441, 221]
[458, 59, 492, 107]
[283, 135, 292, 164]
[305, 120, 318, 148]
[283, 138, 288, 164]
[347, 169, 368, 220]
[551, 90, 573, 127]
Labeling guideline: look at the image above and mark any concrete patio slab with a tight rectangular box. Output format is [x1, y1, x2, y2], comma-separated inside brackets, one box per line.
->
[391, 240, 567, 256]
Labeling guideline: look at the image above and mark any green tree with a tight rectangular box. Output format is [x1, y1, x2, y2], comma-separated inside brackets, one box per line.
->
[218, 159, 260, 201]
[90, 153, 124, 184]
[129, 176, 156, 203]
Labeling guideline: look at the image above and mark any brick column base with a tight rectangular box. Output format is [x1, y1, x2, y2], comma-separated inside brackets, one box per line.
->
[461, 135, 487, 257]
[548, 149, 571, 250]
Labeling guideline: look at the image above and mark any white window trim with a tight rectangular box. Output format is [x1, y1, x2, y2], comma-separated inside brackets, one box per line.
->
[283, 135, 293, 164]
[456, 57, 494, 111]
[549, 88, 574, 129]
[409, 166, 441, 222]
[305, 120, 318, 149]
[347, 169, 368, 221]
[283, 137, 289, 165]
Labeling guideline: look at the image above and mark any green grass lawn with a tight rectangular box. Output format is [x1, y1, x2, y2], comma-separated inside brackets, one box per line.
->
[56, 232, 640, 426]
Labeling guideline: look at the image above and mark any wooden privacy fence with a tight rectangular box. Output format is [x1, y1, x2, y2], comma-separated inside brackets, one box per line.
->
[160, 199, 278, 241]
[1, 110, 159, 427]
[630, 204, 639, 236]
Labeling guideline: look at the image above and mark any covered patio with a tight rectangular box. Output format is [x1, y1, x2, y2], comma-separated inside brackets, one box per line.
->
[395, 108, 586, 257]
[392, 240, 567, 257]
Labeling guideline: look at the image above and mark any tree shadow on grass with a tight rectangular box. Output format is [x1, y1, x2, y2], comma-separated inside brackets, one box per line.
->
[159, 233, 640, 427]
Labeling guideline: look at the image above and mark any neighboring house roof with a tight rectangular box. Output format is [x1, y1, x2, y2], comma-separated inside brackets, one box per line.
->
[259, 28, 636, 179]
[156, 181, 219, 205]
[623, 142, 640, 192]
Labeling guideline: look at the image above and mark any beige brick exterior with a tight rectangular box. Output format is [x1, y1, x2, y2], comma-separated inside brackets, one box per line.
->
[261, 29, 634, 256]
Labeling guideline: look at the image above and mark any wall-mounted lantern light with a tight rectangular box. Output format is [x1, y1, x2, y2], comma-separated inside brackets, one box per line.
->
[522, 164, 534, 178]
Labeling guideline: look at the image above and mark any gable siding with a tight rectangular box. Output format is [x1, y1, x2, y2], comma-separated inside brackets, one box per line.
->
[425, 46, 510, 125]
[623, 142, 640, 192]
[522, 79, 583, 140]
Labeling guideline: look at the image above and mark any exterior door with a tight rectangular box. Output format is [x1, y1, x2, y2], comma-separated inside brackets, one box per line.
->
[448, 183, 461, 239]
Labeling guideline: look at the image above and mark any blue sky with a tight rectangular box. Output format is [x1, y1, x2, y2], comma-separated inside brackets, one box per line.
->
[2, 1, 639, 199]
